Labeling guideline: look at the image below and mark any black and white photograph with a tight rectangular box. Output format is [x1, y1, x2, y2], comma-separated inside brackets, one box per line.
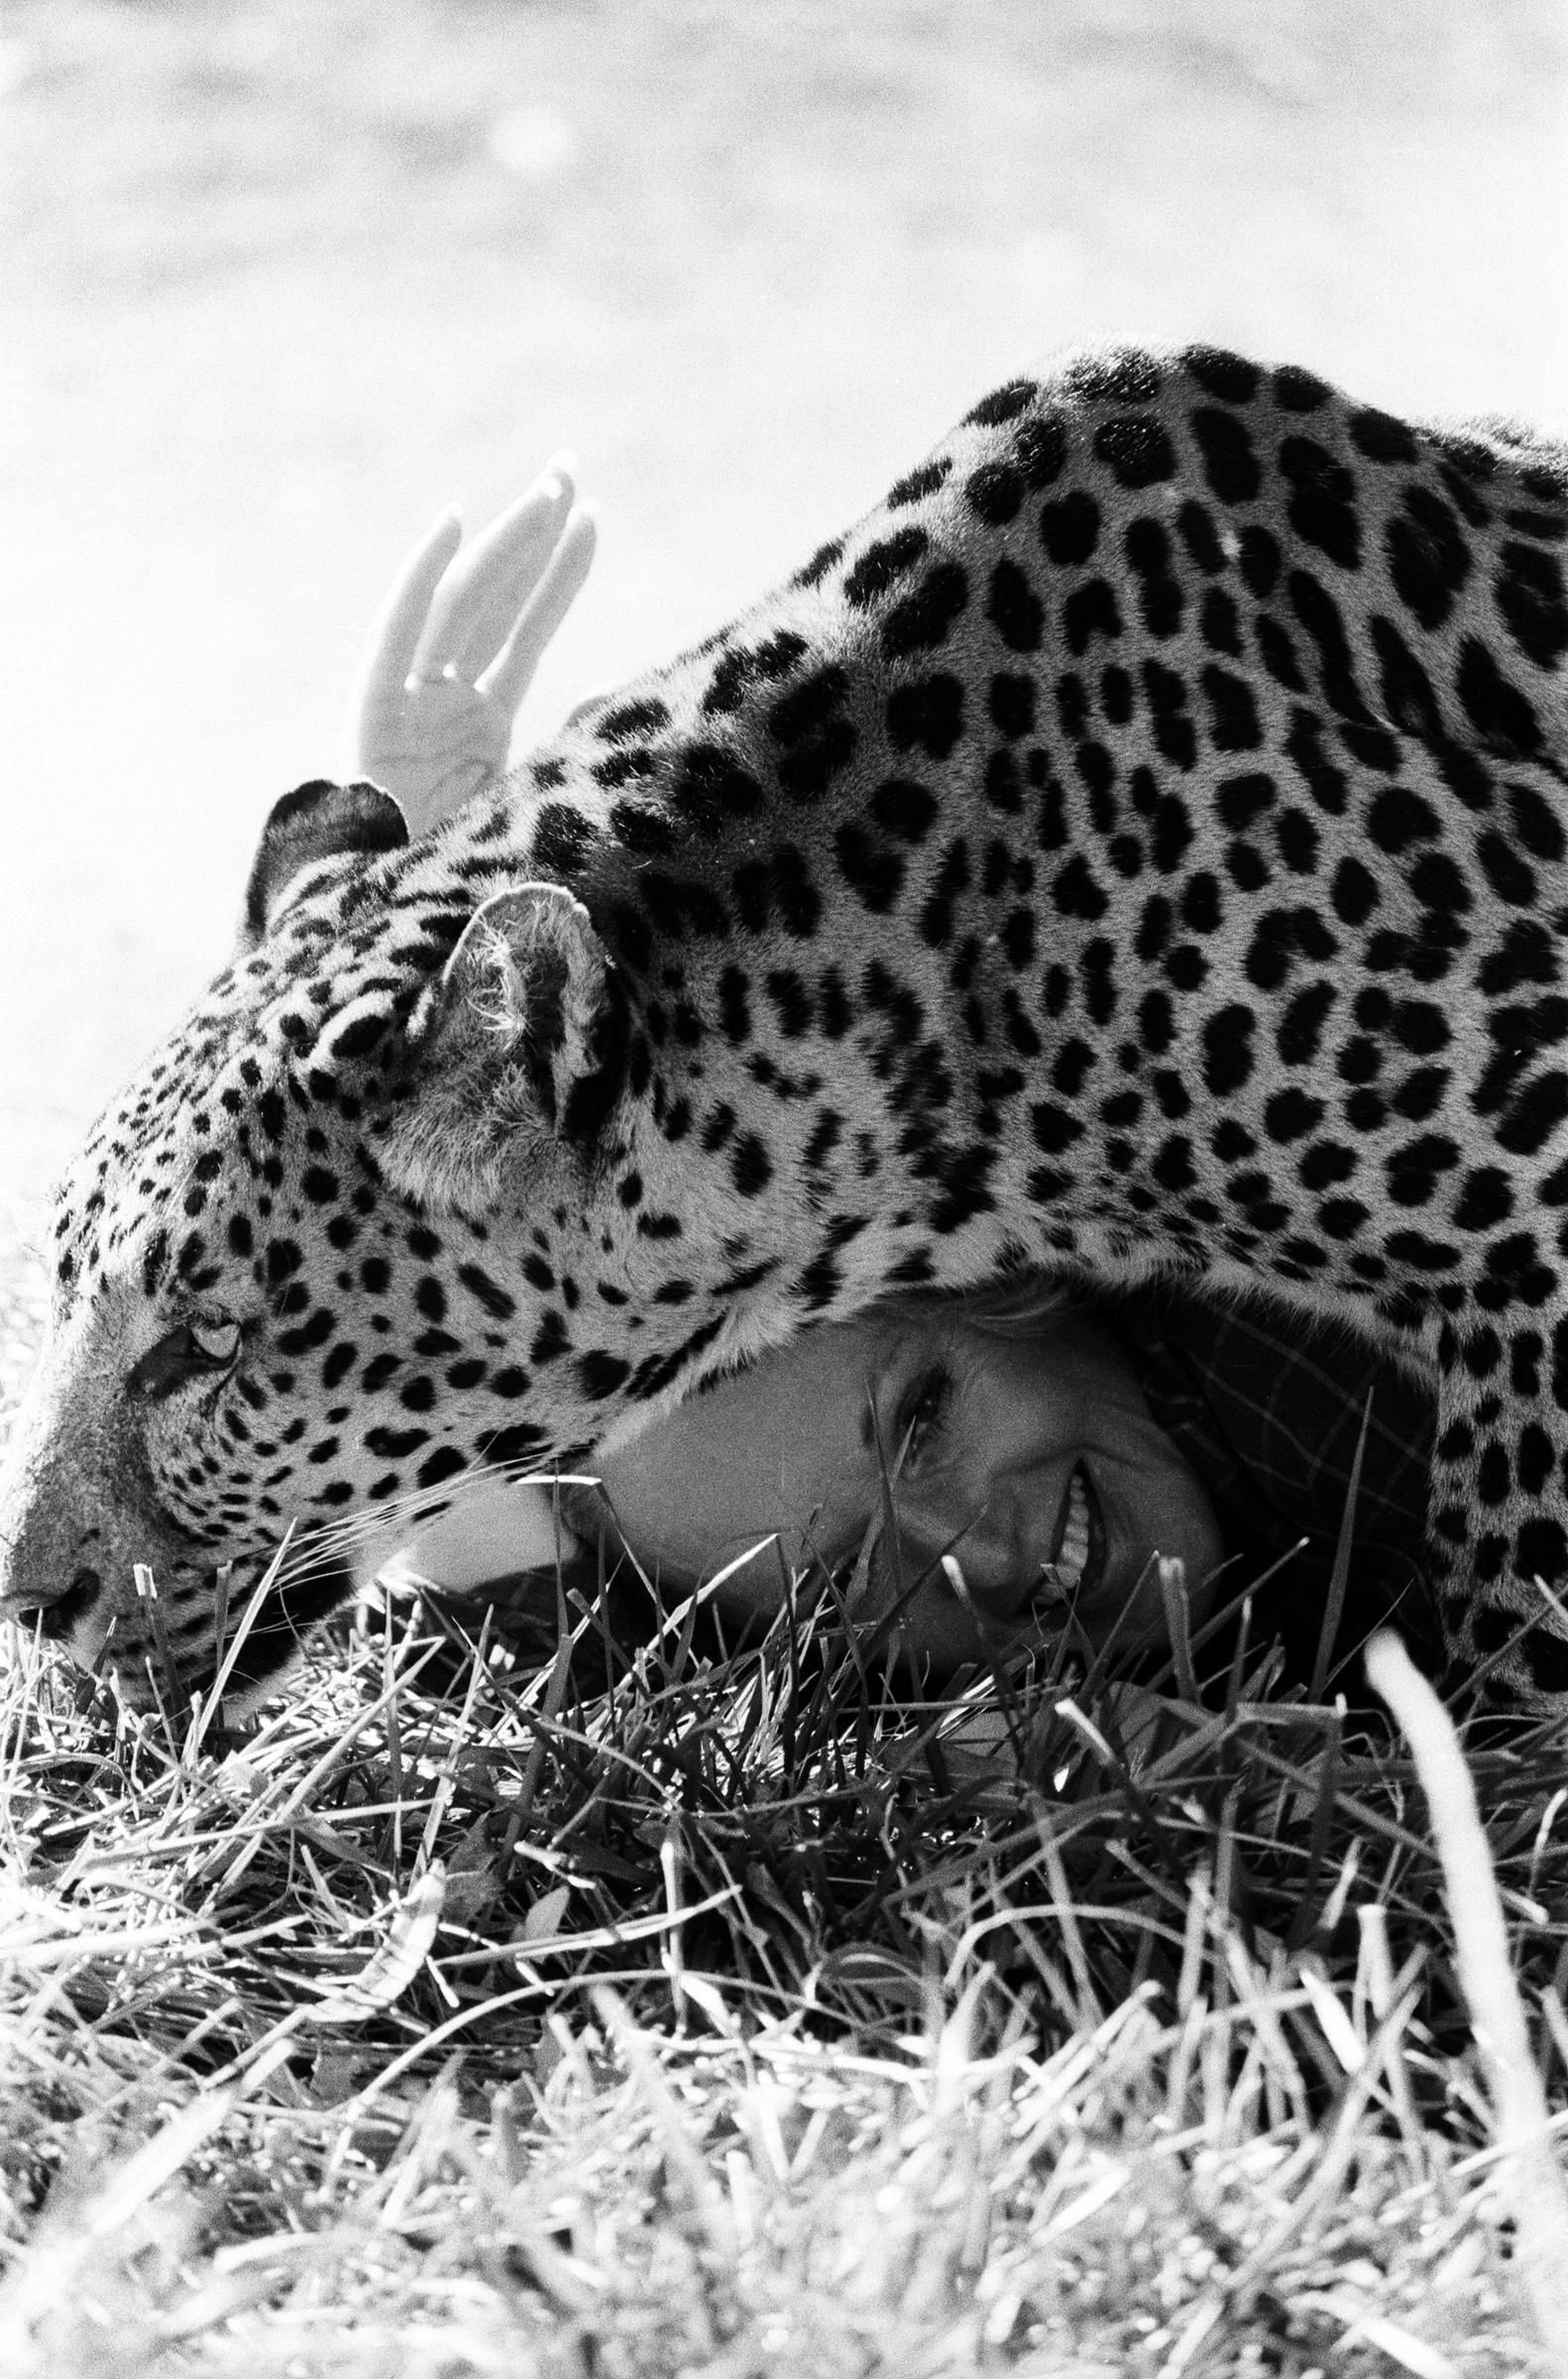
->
[2, 5, 1567, 2370]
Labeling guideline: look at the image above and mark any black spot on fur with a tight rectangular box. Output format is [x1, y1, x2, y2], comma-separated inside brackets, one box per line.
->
[988, 674, 1036, 739]
[1141, 664, 1196, 771]
[611, 801, 676, 856]
[672, 745, 765, 834]
[769, 669, 859, 802]
[1014, 414, 1068, 488]
[1051, 854, 1109, 921]
[599, 696, 670, 743]
[834, 823, 906, 913]
[1387, 486, 1472, 630]
[872, 779, 939, 843]
[1094, 413, 1176, 489]
[1279, 436, 1361, 568]
[367, 1423, 428, 1459]
[1273, 365, 1331, 412]
[1124, 518, 1184, 637]
[457, 1263, 515, 1320]
[1039, 492, 1100, 568]
[1217, 773, 1274, 833]
[1498, 1071, 1568, 1156]
[769, 666, 848, 747]
[1278, 979, 1336, 1065]
[964, 379, 1039, 426]
[1288, 572, 1374, 725]
[1454, 1169, 1514, 1229]
[1189, 407, 1260, 505]
[1063, 580, 1122, 656]
[482, 1423, 549, 1466]
[1199, 587, 1241, 654]
[1238, 526, 1282, 599]
[887, 457, 952, 510]
[1203, 1004, 1257, 1093]
[794, 538, 844, 589]
[731, 1133, 772, 1196]
[579, 1350, 630, 1400]
[1367, 786, 1440, 854]
[881, 563, 969, 659]
[766, 968, 813, 1036]
[844, 528, 929, 608]
[1201, 666, 1263, 750]
[886, 674, 965, 761]
[1066, 350, 1164, 404]
[987, 558, 1044, 652]
[1031, 1101, 1084, 1155]
[965, 461, 1023, 524]
[531, 803, 598, 876]
[1176, 500, 1225, 572]
[1182, 347, 1262, 403]
[1507, 781, 1566, 862]
[1349, 407, 1420, 464]
[1371, 617, 1444, 742]
[1457, 636, 1541, 754]
[1495, 541, 1568, 667]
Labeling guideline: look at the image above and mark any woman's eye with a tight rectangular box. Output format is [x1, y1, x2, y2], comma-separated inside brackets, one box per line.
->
[189, 1318, 241, 1365]
[897, 1366, 951, 1461]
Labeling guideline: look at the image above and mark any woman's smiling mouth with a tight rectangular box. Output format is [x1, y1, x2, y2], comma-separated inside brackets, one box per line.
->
[588, 1293, 1227, 1674]
[1034, 1461, 1106, 1607]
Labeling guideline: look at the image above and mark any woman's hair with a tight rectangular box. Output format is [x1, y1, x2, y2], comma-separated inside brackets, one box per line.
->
[902, 1271, 1080, 1341]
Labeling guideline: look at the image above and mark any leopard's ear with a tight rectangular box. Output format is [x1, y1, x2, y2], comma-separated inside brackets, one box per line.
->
[375, 885, 616, 1213]
[240, 779, 408, 949]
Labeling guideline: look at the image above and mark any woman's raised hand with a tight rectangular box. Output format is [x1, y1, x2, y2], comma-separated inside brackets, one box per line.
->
[343, 456, 597, 838]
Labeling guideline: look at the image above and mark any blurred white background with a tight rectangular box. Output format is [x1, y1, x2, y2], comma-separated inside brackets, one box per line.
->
[2, 0, 1564, 1221]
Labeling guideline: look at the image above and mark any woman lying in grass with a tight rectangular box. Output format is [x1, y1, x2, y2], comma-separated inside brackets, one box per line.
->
[351, 475, 1438, 1692]
[579, 1275, 1435, 1685]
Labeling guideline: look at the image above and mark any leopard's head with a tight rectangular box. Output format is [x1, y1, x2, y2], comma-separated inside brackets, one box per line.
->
[0, 778, 748, 1709]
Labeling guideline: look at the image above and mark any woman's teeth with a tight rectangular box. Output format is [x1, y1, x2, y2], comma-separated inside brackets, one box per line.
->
[1057, 1466, 1090, 1589]
[1035, 1463, 1103, 1608]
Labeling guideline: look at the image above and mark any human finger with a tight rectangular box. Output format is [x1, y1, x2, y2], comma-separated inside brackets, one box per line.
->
[477, 504, 599, 726]
[346, 509, 464, 765]
[413, 461, 578, 684]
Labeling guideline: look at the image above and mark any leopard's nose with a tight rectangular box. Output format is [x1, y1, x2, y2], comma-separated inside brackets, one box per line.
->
[0, 1563, 104, 1638]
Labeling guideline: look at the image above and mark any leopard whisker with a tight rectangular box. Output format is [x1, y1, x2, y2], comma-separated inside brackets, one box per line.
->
[270, 1462, 603, 1581]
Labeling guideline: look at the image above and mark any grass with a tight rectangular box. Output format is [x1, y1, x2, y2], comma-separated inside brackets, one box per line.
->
[2, 1490, 1568, 2373]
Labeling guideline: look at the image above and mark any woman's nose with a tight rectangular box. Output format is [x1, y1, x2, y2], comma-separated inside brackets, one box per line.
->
[893, 1477, 1030, 1595]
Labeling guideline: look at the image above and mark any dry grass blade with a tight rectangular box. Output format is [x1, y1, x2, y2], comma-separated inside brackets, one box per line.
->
[296, 1861, 448, 2025]
[1367, 1628, 1568, 2364]
[1310, 1387, 1374, 1705]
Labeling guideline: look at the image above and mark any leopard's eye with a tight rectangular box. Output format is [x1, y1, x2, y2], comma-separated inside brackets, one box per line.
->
[189, 1318, 241, 1365]
[128, 1319, 243, 1401]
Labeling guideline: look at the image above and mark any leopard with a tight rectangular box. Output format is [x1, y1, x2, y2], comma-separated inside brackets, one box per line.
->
[3, 342, 1567, 1717]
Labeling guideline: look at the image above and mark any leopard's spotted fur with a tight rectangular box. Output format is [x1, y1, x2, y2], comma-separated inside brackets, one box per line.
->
[4, 344, 1567, 1710]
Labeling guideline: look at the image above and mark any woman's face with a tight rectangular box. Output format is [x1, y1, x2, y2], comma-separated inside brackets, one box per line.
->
[593, 1303, 1224, 1677]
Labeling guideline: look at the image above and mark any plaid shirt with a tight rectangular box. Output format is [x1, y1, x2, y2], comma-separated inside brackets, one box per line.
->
[1111, 1283, 1436, 1642]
